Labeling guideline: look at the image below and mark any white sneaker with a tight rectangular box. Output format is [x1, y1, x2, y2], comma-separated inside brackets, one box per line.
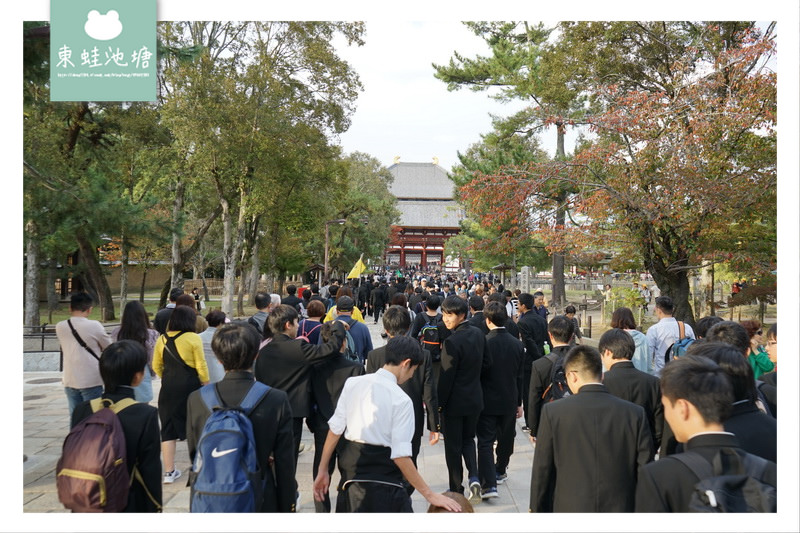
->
[163, 468, 182, 484]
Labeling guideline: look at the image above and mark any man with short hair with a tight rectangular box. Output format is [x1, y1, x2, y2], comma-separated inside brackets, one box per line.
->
[334, 296, 373, 365]
[532, 291, 549, 321]
[282, 284, 303, 312]
[646, 296, 695, 376]
[153, 287, 184, 334]
[56, 292, 113, 417]
[517, 292, 548, 431]
[635, 355, 777, 512]
[248, 292, 271, 336]
[438, 295, 492, 503]
[313, 336, 461, 513]
[187, 321, 297, 512]
[254, 305, 347, 463]
[476, 301, 524, 498]
[527, 315, 573, 439]
[467, 295, 488, 335]
[599, 328, 662, 456]
[529, 345, 652, 512]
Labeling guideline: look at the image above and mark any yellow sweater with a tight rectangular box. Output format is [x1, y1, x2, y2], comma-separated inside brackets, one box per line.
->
[322, 306, 365, 323]
[153, 330, 210, 383]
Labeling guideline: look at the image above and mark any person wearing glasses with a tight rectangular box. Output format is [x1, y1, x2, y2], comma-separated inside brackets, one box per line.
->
[529, 345, 652, 512]
[739, 319, 775, 380]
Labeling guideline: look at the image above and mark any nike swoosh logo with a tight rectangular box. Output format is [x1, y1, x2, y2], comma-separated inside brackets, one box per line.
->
[211, 447, 238, 458]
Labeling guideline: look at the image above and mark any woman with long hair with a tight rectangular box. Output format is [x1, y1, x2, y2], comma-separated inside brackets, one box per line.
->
[611, 307, 651, 373]
[152, 305, 209, 484]
[111, 300, 158, 403]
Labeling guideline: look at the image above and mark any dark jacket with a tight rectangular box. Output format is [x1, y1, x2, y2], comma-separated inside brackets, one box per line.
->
[71, 387, 162, 513]
[468, 311, 490, 335]
[254, 322, 346, 418]
[186, 372, 297, 512]
[308, 353, 364, 433]
[517, 310, 548, 365]
[530, 384, 652, 513]
[723, 400, 777, 463]
[602, 360, 663, 453]
[437, 321, 491, 416]
[481, 328, 524, 415]
[527, 345, 570, 436]
[635, 433, 777, 512]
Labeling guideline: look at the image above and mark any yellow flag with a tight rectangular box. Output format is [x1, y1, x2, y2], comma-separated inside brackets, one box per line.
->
[347, 255, 366, 279]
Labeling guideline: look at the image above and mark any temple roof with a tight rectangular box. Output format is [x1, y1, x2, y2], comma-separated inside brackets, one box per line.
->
[388, 162, 455, 200]
[396, 200, 463, 229]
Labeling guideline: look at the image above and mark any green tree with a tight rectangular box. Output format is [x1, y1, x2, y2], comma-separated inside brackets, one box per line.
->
[461, 22, 776, 324]
[434, 21, 586, 306]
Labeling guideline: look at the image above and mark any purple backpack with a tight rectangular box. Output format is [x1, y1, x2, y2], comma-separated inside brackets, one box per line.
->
[57, 397, 135, 512]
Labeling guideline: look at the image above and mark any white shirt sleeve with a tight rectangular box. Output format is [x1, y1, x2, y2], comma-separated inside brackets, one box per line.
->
[389, 396, 415, 460]
[327, 379, 350, 436]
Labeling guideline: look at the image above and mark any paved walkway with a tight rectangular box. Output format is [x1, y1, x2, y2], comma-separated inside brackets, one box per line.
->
[23, 321, 541, 514]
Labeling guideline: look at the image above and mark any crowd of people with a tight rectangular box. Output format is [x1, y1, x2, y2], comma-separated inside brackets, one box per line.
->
[53, 271, 778, 514]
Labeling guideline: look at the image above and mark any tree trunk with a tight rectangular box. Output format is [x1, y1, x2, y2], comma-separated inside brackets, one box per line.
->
[643, 243, 695, 325]
[550, 123, 567, 308]
[24, 221, 41, 329]
[170, 179, 186, 294]
[119, 234, 129, 316]
[76, 233, 115, 322]
[47, 259, 60, 324]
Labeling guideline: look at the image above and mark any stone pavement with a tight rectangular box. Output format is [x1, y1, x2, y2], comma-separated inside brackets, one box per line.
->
[23, 320, 538, 514]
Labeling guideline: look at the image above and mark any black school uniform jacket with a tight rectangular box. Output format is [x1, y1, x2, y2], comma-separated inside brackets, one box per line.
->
[481, 328, 524, 415]
[254, 323, 345, 418]
[529, 384, 651, 513]
[635, 433, 777, 512]
[308, 353, 365, 433]
[468, 311, 490, 335]
[527, 345, 571, 436]
[186, 371, 297, 513]
[516, 310, 547, 365]
[437, 321, 491, 416]
[71, 387, 162, 513]
[723, 400, 777, 463]
[366, 345, 440, 436]
[602, 360, 663, 454]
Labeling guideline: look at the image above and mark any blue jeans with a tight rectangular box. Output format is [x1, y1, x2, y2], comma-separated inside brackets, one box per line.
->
[64, 385, 104, 418]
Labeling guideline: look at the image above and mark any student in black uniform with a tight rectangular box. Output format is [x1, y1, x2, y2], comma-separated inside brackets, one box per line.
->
[186, 321, 297, 512]
[307, 322, 365, 512]
[71, 340, 162, 512]
[476, 301, 524, 498]
[437, 295, 491, 503]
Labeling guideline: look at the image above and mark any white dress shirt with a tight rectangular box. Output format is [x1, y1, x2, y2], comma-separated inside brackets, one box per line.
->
[328, 368, 415, 460]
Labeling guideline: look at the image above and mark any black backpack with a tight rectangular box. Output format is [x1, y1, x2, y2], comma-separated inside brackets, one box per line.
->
[541, 352, 570, 402]
[673, 448, 777, 512]
[419, 314, 443, 360]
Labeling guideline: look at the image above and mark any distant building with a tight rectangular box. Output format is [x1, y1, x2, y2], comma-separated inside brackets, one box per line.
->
[384, 160, 464, 270]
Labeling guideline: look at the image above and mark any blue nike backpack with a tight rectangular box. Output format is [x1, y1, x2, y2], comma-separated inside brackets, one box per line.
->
[189, 382, 270, 513]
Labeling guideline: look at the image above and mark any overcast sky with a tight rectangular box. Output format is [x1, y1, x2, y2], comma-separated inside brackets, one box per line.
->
[332, 20, 538, 171]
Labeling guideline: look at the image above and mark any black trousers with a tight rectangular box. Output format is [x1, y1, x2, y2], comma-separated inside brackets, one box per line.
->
[476, 411, 516, 489]
[521, 363, 533, 425]
[440, 411, 479, 493]
[310, 425, 339, 512]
